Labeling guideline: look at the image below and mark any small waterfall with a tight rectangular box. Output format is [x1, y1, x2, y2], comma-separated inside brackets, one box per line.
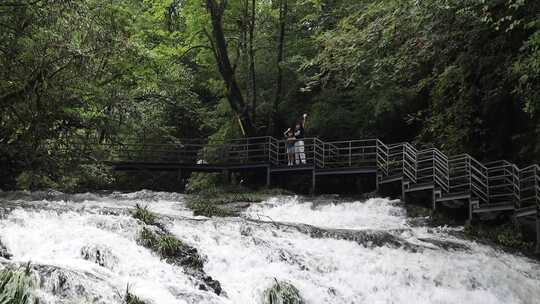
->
[0, 191, 539, 303]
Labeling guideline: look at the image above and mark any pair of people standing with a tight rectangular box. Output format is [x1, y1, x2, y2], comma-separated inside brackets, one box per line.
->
[284, 114, 307, 166]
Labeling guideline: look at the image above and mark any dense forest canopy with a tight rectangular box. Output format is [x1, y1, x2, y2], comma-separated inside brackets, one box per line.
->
[0, 0, 539, 190]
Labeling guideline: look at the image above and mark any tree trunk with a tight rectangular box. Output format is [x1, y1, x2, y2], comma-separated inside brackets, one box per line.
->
[272, 0, 287, 135]
[205, 0, 255, 137]
[249, 0, 257, 123]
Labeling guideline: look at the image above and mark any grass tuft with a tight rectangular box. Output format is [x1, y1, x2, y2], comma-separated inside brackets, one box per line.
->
[124, 285, 146, 304]
[263, 279, 304, 304]
[132, 204, 157, 225]
[0, 264, 37, 304]
[138, 227, 204, 270]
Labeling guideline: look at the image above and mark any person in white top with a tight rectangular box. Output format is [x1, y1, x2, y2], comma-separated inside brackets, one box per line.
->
[294, 114, 307, 165]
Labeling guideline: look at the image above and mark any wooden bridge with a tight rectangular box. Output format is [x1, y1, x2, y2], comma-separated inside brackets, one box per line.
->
[92, 136, 539, 252]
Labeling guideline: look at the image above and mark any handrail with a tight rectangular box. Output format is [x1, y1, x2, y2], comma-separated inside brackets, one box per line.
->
[86, 135, 538, 210]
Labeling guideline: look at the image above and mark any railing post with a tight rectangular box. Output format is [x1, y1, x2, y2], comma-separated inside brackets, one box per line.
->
[246, 138, 249, 163]
[468, 157, 472, 193]
[534, 166, 540, 207]
[323, 142, 326, 168]
[267, 137, 271, 164]
[349, 141, 352, 167]
[485, 166, 490, 204]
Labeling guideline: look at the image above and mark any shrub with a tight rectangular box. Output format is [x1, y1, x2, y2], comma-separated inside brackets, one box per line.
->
[464, 223, 534, 251]
[15, 171, 57, 190]
[185, 173, 225, 194]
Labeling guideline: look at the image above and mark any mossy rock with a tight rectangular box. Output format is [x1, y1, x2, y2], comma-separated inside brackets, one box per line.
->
[137, 227, 222, 295]
[263, 280, 304, 304]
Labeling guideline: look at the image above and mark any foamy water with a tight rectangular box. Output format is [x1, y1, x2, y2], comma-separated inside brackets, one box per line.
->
[0, 190, 539, 303]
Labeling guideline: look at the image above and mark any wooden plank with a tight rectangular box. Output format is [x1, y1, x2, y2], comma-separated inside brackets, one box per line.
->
[270, 165, 315, 173]
[436, 192, 470, 202]
[515, 206, 537, 218]
[404, 182, 434, 193]
[314, 167, 377, 176]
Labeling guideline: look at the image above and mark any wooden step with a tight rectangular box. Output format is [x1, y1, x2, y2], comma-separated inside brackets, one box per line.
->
[380, 174, 402, 184]
[436, 191, 470, 202]
[405, 182, 434, 193]
[473, 202, 515, 214]
[515, 206, 538, 218]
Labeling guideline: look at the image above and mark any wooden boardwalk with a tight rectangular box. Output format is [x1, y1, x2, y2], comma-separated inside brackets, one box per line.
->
[97, 136, 539, 252]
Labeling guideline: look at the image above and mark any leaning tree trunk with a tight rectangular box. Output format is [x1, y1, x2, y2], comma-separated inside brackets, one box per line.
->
[249, 0, 257, 123]
[271, 0, 287, 135]
[205, 0, 255, 137]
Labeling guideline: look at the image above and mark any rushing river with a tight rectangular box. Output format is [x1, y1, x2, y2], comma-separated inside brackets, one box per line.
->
[0, 190, 539, 304]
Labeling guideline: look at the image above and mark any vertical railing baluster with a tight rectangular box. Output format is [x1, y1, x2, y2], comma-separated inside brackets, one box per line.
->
[349, 141, 352, 167]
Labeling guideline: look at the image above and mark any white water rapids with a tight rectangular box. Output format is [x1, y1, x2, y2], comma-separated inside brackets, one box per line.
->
[0, 190, 539, 303]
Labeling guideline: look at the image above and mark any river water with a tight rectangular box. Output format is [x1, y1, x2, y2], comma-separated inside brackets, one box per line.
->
[0, 190, 539, 304]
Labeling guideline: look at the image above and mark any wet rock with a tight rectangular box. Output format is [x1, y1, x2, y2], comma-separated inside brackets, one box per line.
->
[0, 238, 12, 259]
[81, 244, 119, 269]
[417, 237, 470, 251]
[240, 224, 253, 236]
[247, 219, 424, 251]
[30, 264, 121, 304]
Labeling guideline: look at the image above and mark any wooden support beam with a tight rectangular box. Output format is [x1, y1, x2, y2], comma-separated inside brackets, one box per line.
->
[466, 200, 474, 225]
[535, 210, 540, 254]
[223, 169, 231, 184]
[432, 190, 437, 211]
[266, 166, 271, 187]
[401, 181, 407, 203]
[311, 169, 316, 195]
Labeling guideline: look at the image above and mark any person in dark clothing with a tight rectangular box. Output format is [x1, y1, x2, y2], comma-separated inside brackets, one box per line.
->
[294, 114, 307, 165]
[284, 127, 296, 166]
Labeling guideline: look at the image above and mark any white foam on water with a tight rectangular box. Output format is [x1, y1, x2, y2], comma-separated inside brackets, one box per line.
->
[0, 208, 222, 304]
[244, 196, 407, 230]
[169, 215, 540, 304]
[0, 191, 539, 304]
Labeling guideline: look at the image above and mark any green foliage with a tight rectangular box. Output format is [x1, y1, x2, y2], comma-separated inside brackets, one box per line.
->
[15, 172, 57, 191]
[306, 0, 540, 161]
[263, 280, 304, 304]
[0, 0, 211, 189]
[186, 186, 290, 217]
[132, 205, 157, 226]
[0, 266, 37, 304]
[464, 223, 534, 252]
[2, 0, 539, 189]
[185, 173, 226, 194]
